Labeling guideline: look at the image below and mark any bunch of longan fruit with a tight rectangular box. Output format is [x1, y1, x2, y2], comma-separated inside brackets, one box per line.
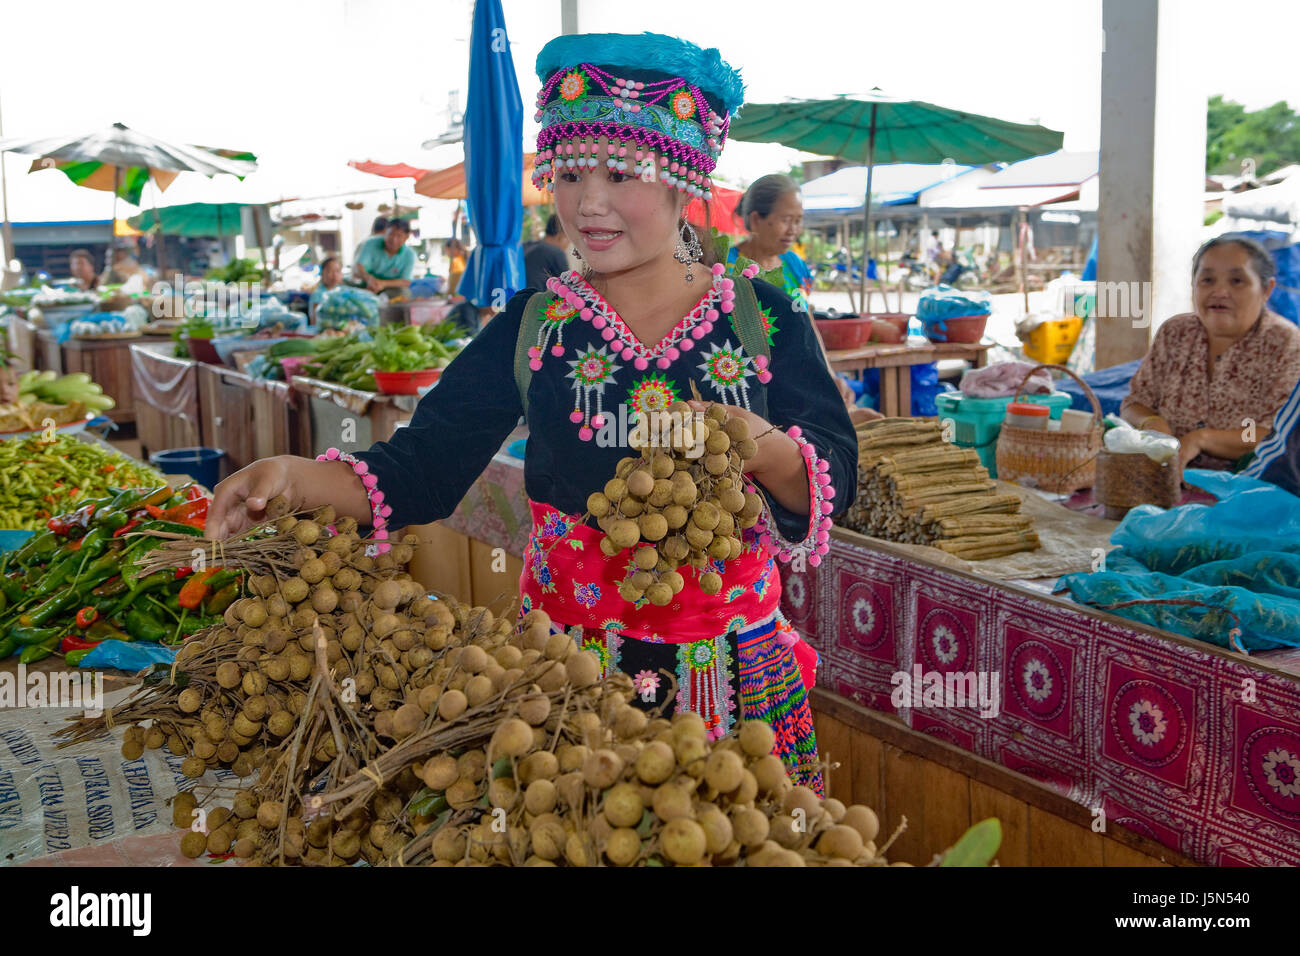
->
[587, 402, 767, 606]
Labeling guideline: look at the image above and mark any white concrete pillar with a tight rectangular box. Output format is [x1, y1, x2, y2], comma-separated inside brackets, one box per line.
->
[560, 0, 579, 34]
[1096, 0, 1206, 368]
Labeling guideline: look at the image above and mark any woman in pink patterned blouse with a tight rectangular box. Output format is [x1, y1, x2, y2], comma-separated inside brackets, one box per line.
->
[1121, 236, 1300, 470]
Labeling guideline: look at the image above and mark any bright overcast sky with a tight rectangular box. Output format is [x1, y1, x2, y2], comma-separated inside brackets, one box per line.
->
[1, 0, 1295, 224]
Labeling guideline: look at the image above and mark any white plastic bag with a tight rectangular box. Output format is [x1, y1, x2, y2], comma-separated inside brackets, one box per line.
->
[1104, 422, 1181, 463]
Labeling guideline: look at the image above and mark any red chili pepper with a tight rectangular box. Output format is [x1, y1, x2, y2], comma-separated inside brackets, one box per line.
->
[178, 568, 218, 609]
[145, 504, 165, 519]
[183, 485, 205, 503]
[47, 517, 71, 534]
[60, 634, 104, 653]
[113, 518, 141, 538]
[75, 606, 99, 629]
[163, 498, 209, 527]
[67, 540, 82, 551]
[175, 566, 193, 580]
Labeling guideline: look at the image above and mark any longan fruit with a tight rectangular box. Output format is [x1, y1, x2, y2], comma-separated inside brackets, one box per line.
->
[604, 477, 628, 502]
[699, 571, 723, 596]
[587, 492, 612, 517]
[645, 583, 673, 607]
[608, 519, 640, 550]
[120, 738, 144, 761]
[738, 720, 777, 757]
[634, 510, 666, 541]
[663, 504, 689, 530]
[179, 831, 208, 859]
[605, 828, 642, 867]
[626, 469, 654, 498]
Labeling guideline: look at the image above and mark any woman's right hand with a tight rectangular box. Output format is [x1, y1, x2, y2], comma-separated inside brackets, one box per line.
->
[208, 457, 303, 541]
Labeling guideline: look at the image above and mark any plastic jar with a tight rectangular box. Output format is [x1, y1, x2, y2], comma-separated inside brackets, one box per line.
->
[1005, 402, 1050, 431]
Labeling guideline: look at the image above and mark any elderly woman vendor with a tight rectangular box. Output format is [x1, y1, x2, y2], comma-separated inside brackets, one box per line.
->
[1121, 235, 1300, 469]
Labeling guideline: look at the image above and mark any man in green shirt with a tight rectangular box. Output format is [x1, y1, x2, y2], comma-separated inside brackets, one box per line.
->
[353, 218, 416, 295]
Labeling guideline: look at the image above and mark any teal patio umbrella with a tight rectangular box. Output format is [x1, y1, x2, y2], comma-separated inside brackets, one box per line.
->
[729, 93, 1064, 305]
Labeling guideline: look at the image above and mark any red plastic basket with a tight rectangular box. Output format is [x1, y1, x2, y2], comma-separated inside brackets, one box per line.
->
[924, 313, 988, 344]
[373, 369, 442, 395]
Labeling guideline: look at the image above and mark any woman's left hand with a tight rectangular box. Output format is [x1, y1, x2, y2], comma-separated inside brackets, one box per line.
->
[1177, 429, 1202, 469]
[686, 400, 792, 479]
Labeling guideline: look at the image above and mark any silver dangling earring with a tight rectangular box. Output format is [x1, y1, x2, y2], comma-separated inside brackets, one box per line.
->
[674, 220, 703, 280]
[571, 246, 582, 260]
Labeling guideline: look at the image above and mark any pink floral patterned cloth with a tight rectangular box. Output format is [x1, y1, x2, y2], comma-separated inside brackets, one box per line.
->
[519, 500, 817, 691]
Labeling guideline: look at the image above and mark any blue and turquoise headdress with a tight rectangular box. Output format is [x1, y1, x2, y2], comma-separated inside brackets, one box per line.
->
[532, 33, 745, 202]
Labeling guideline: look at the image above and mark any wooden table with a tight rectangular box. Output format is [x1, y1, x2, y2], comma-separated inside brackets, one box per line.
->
[34, 332, 173, 426]
[826, 340, 993, 417]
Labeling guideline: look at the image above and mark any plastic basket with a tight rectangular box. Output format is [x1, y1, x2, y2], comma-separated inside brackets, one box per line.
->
[936, 389, 1074, 478]
[149, 447, 225, 489]
[1023, 316, 1083, 365]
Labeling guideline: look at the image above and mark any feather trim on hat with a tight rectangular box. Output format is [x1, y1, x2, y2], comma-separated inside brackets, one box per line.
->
[535, 32, 745, 116]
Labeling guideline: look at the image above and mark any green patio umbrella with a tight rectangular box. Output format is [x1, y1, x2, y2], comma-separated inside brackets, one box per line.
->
[129, 202, 250, 237]
[0, 122, 257, 259]
[728, 94, 1064, 306]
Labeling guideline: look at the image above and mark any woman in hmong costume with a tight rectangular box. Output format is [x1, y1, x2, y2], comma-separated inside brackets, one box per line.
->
[209, 33, 857, 795]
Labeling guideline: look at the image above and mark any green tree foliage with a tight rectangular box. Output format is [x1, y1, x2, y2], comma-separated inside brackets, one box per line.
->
[1206, 95, 1300, 176]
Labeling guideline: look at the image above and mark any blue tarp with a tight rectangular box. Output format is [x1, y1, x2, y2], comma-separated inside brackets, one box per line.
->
[1057, 470, 1300, 650]
[1056, 358, 1140, 417]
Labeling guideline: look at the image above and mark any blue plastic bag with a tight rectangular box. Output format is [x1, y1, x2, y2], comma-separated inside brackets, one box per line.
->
[77, 640, 178, 671]
[916, 285, 992, 322]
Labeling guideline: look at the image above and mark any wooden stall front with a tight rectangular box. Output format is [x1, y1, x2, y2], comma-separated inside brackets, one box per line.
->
[784, 527, 1300, 867]
[130, 343, 202, 458]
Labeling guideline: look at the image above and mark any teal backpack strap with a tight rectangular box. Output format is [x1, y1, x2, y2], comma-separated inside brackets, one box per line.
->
[730, 276, 771, 417]
[514, 292, 551, 418]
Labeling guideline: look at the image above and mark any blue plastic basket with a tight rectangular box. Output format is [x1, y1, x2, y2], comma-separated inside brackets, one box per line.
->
[149, 447, 225, 489]
[0, 530, 35, 554]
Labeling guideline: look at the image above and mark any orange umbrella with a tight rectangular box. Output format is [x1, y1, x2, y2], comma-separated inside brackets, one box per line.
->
[415, 153, 549, 206]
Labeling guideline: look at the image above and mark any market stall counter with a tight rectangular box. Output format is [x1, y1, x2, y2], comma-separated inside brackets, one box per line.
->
[784, 525, 1300, 867]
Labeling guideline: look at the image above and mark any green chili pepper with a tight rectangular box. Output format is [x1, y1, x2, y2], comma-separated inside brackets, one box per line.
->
[88, 621, 132, 642]
[64, 648, 93, 667]
[0, 576, 24, 604]
[205, 582, 239, 616]
[27, 552, 83, 599]
[12, 530, 59, 563]
[19, 592, 80, 628]
[134, 520, 205, 537]
[20, 637, 59, 664]
[92, 575, 127, 597]
[101, 570, 175, 621]
[10, 625, 64, 645]
[124, 607, 171, 643]
[0, 636, 18, 659]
